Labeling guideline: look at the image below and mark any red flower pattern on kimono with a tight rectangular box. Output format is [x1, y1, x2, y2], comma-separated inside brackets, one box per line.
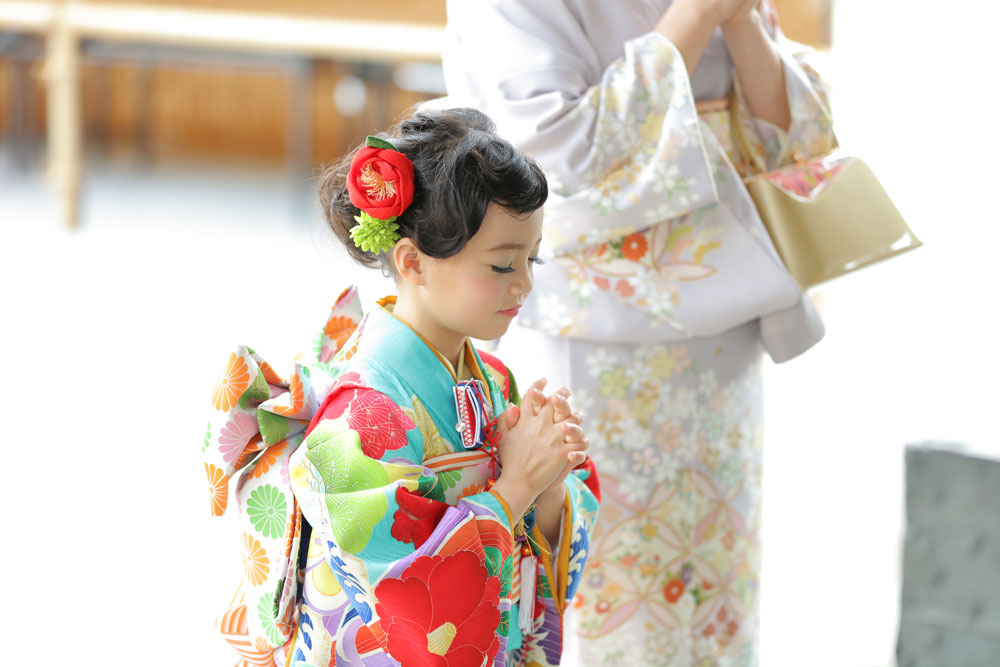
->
[307, 372, 365, 435]
[391, 487, 449, 548]
[347, 388, 415, 459]
[375, 551, 502, 666]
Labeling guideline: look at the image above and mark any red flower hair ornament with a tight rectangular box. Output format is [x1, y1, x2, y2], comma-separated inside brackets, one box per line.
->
[346, 136, 415, 254]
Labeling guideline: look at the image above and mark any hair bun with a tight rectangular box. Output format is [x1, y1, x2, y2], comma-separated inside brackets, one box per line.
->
[318, 107, 547, 271]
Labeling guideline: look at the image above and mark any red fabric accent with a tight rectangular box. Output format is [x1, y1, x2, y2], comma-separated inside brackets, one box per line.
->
[374, 552, 502, 666]
[576, 456, 602, 503]
[391, 487, 450, 548]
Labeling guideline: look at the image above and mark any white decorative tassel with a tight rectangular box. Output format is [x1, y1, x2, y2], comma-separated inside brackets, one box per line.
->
[518, 552, 536, 634]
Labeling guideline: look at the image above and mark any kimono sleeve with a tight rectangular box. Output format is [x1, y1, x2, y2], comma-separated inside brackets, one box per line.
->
[443, 0, 719, 255]
[288, 376, 519, 664]
[734, 0, 837, 170]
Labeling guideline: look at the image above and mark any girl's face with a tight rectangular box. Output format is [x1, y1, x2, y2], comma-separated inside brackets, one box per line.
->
[418, 203, 543, 345]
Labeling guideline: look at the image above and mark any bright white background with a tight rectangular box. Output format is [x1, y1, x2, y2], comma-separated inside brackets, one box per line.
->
[1, 1, 997, 665]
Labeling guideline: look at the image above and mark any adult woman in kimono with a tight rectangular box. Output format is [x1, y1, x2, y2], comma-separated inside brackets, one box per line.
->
[203, 109, 600, 666]
[439, 0, 835, 663]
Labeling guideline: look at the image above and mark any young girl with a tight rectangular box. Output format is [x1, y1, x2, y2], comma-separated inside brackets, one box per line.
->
[204, 108, 600, 666]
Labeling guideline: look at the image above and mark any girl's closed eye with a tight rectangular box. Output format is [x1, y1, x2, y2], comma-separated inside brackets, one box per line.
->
[491, 257, 544, 274]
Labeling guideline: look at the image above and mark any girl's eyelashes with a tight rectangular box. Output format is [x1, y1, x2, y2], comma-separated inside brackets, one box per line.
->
[491, 257, 543, 274]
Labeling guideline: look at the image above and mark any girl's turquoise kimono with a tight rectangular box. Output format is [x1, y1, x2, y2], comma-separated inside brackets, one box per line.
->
[202, 286, 600, 667]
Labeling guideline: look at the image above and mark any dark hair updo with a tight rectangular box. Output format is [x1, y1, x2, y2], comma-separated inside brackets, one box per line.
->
[319, 107, 548, 269]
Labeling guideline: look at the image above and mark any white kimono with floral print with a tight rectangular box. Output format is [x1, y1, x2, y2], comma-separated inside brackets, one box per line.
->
[437, 1, 836, 664]
[439, 0, 834, 359]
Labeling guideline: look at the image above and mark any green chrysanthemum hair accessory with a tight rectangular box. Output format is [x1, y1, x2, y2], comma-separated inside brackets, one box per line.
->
[350, 211, 400, 254]
[346, 135, 416, 254]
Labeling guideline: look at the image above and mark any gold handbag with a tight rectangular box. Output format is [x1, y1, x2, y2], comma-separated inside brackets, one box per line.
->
[729, 93, 921, 288]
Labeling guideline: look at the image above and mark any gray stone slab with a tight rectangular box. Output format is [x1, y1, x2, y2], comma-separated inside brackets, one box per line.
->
[898, 444, 1000, 667]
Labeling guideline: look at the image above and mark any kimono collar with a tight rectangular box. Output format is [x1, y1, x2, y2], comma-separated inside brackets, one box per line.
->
[375, 295, 494, 411]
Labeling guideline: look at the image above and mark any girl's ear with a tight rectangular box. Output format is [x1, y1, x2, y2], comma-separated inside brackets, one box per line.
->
[393, 238, 425, 286]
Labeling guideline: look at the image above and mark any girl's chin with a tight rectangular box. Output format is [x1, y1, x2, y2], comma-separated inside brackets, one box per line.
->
[472, 321, 512, 342]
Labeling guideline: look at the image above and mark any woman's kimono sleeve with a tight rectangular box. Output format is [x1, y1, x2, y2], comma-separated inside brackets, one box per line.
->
[735, 0, 837, 170]
[442, 0, 831, 355]
[444, 0, 718, 255]
[287, 375, 520, 664]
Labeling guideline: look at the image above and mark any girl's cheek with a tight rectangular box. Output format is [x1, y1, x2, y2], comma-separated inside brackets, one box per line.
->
[471, 274, 505, 299]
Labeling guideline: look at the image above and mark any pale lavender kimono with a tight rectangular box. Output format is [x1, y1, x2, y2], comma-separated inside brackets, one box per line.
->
[437, 1, 836, 664]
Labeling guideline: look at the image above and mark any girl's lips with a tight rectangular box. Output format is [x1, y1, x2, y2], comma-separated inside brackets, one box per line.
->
[498, 306, 521, 317]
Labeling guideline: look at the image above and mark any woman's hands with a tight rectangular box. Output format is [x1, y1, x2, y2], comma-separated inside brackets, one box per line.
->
[656, 0, 790, 132]
[654, 0, 761, 76]
[707, 0, 760, 28]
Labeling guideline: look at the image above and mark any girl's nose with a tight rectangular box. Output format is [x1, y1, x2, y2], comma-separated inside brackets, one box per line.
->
[514, 270, 533, 298]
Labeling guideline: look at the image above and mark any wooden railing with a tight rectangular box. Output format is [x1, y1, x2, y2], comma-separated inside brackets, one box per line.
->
[0, 1, 446, 227]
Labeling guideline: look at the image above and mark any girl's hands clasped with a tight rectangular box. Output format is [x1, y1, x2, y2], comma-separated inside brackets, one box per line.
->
[490, 378, 589, 521]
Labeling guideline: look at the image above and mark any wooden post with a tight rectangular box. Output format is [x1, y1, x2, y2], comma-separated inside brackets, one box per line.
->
[44, 1, 82, 227]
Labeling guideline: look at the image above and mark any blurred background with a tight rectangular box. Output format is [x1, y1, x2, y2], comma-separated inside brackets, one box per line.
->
[1, 1, 998, 665]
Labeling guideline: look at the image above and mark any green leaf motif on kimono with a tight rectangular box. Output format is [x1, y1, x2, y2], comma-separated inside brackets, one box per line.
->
[239, 371, 269, 410]
[246, 484, 287, 539]
[256, 590, 283, 645]
[258, 409, 290, 445]
[202, 421, 211, 453]
[498, 555, 513, 597]
[497, 610, 510, 638]
[437, 469, 462, 491]
[306, 425, 390, 553]
[538, 574, 552, 598]
[484, 546, 503, 577]
[417, 474, 444, 503]
[327, 490, 388, 554]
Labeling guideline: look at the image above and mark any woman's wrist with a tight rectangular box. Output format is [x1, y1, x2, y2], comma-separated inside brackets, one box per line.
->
[720, 8, 763, 42]
[654, 0, 722, 76]
[657, 0, 719, 34]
